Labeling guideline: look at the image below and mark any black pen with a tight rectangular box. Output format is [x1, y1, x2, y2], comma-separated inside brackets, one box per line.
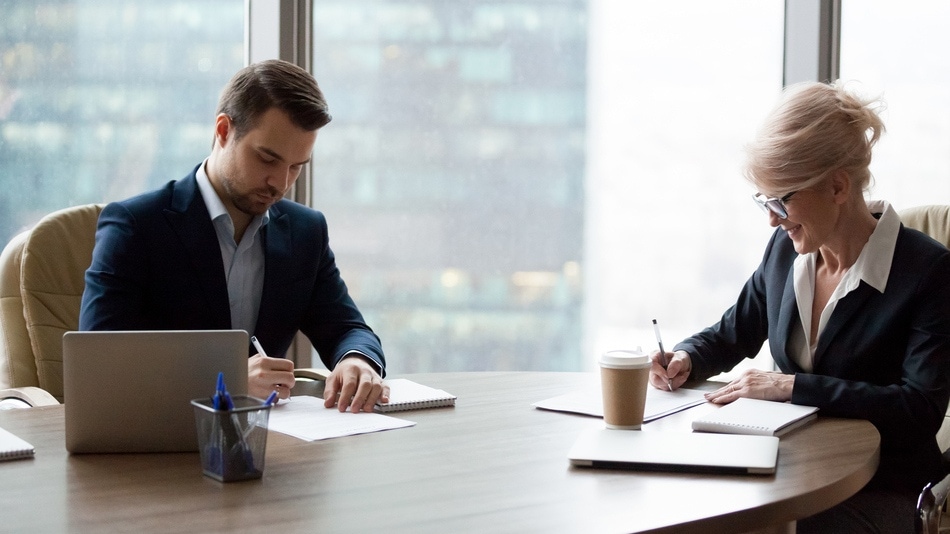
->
[652, 319, 673, 391]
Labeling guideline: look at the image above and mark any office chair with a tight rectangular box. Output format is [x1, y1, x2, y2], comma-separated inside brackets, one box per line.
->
[0, 204, 103, 406]
[0, 202, 326, 408]
[901, 204, 950, 534]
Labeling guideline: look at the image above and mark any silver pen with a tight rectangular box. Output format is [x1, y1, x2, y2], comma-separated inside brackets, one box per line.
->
[652, 319, 673, 391]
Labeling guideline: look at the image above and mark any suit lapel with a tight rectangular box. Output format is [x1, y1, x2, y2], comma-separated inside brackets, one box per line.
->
[162, 173, 232, 328]
[775, 269, 803, 372]
[258, 206, 292, 325]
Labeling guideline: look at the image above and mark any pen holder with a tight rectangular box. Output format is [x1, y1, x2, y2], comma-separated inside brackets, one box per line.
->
[191, 395, 272, 482]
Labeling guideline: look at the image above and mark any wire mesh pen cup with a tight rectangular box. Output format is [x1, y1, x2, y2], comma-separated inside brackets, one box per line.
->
[191, 395, 272, 482]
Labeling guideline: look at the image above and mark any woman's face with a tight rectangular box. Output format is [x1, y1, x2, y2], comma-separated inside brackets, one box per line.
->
[762, 180, 840, 255]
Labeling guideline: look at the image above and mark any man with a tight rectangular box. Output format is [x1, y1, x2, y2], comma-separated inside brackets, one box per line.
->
[79, 59, 388, 412]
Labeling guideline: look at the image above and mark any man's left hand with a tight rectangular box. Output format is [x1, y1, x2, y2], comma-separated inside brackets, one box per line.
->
[324, 356, 389, 413]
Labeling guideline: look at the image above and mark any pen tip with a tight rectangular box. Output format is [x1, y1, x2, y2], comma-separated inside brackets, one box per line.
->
[652, 319, 657, 324]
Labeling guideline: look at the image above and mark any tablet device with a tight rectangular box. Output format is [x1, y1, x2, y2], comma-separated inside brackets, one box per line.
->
[63, 330, 248, 453]
[568, 428, 779, 475]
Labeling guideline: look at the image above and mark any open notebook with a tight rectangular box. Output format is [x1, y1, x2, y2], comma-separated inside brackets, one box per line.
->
[568, 429, 780, 475]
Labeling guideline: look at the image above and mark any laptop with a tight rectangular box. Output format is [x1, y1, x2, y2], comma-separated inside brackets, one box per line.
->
[63, 330, 249, 453]
[568, 428, 779, 475]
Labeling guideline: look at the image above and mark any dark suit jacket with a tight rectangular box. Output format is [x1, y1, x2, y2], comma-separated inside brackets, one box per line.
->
[79, 167, 385, 375]
[675, 223, 950, 492]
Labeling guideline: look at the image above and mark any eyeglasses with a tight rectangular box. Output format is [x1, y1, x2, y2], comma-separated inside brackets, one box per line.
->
[752, 191, 797, 219]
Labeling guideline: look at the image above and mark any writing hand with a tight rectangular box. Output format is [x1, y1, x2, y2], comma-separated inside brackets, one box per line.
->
[248, 354, 295, 400]
[649, 350, 691, 391]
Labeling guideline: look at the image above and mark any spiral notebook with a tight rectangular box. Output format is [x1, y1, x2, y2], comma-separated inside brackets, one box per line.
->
[0, 426, 35, 461]
[374, 379, 456, 413]
[691, 398, 818, 437]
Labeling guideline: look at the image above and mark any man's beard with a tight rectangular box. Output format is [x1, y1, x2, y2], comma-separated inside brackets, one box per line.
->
[223, 175, 282, 216]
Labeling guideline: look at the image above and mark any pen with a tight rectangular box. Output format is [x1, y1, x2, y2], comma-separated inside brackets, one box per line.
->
[264, 391, 278, 406]
[251, 335, 287, 393]
[250, 336, 268, 358]
[652, 319, 673, 392]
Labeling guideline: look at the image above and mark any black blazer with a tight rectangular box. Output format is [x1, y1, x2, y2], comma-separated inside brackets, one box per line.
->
[676, 223, 950, 492]
[79, 167, 385, 374]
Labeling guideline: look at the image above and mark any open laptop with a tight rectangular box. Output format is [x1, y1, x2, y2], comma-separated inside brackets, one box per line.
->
[63, 330, 249, 454]
[568, 428, 779, 475]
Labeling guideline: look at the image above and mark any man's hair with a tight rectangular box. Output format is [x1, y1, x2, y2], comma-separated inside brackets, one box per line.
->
[216, 59, 332, 140]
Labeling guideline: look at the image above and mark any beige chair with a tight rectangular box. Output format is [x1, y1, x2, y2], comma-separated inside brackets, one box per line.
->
[0, 204, 103, 407]
[901, 205, 950, 534]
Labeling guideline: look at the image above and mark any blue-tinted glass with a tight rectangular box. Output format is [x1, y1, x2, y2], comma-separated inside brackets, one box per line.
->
[0, 1, 243, 242]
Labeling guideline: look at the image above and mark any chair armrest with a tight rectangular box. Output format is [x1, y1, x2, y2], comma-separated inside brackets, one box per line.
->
[294, 368, 330, 381]
[917, 474, 950, 534]
[291, 368, 329, 398]
[0, 386, 60, 407]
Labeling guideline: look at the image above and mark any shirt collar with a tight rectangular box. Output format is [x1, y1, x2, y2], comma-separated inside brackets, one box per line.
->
[852, 199, 899, 293]
[794, 199, 898, 294]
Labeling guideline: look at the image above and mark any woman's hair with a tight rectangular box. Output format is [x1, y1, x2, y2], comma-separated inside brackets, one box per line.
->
[743, 81, 885, 196]
[215, 59, 332, 141]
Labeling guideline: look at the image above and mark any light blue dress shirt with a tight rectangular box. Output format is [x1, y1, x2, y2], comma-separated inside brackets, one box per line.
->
[196, 160, 267, 336]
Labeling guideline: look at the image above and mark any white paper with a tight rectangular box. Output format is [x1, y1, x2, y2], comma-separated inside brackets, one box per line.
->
[533, 386, 708, 422]
[268, 395, 415, 441]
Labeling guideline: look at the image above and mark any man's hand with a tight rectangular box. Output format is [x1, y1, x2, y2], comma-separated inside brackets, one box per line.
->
[248, 354, 296, 400]
[324, 356, 390, 413]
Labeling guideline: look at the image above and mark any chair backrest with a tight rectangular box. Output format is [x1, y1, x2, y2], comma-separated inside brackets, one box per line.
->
[0, 231, 34, 390]
[0, 204, 103, 402]
[900, 205, 950, 454]
[901, 205, 950, 248]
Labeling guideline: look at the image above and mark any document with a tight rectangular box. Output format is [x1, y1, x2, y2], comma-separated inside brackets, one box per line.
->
[533, 386, 708, 423]
[691, 397, 819, 437]
[268, 396, 415, 441]
[0, 426, 35, 461]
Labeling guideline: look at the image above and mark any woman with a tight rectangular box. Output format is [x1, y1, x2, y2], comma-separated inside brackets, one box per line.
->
[651, 81, 950, 533]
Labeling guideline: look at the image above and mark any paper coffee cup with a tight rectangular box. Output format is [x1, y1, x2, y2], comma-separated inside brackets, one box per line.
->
[599, 349, 652, 430]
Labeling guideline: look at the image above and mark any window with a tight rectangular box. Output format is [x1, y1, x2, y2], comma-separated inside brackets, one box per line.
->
[310, 1, 784, 373]
[0, 1, 244, 242]
[839, 0, 950, 208]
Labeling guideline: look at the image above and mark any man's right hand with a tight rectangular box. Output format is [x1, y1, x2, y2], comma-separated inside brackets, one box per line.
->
[248, 354, 296, 400]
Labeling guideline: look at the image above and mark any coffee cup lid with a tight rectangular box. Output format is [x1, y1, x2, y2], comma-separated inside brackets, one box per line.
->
[599, 349, 650, 369]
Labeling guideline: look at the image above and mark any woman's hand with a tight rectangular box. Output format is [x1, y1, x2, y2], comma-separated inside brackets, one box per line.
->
[704, 369, 794, 404]
[649, 350, 692, 391]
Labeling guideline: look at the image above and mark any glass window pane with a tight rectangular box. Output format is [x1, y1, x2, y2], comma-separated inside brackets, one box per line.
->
[840, 0, 950, 208]
[0, 1, 244, 242]
[311, 1, 784, 373]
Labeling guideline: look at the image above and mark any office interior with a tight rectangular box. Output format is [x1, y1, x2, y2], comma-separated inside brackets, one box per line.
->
[1, 0, 947, 378]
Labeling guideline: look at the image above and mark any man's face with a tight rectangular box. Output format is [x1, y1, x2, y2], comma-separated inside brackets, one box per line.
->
[213, 107, 318, 217]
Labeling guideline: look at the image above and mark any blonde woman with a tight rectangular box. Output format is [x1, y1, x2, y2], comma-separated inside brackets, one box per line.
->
[651, 82, 950, 532]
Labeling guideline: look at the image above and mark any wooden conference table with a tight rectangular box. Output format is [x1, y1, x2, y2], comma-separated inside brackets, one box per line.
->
[0, 372, 879, 534]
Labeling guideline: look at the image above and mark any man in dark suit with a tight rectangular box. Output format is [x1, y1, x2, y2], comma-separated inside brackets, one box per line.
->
[80, 59, 387, 413]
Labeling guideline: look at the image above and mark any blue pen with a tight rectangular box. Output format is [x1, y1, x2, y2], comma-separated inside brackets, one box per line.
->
[213, 372, 226, 410]
[264, 391, 278, 406]
[214, 372, 256, 476]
